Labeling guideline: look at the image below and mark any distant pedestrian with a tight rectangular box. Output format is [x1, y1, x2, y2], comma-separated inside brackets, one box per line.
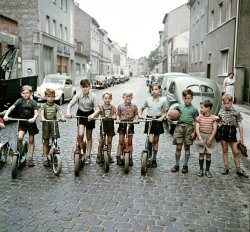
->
[223, 72, 235, 101]
[139, 82, 168, 168]
[66, 79, 100, 164]
[116, 89, 138, 166]
[96, 91, 117, 164]
[193, 100, 217, 178]
[166, 89, 199, 174]
[3, 85, 39, 167]
[40, 88, 66, 167]
[217, 94, 248, 177]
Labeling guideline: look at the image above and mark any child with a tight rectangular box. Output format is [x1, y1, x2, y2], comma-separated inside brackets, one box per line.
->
[66, 79, 99, 164]
[40, 88, 65, 167]
[116, 90, 138, 166]
[166, 89, 199, 174]
[193, 100, 217, 178]
[96, 91, 117, 164]
[3, 85, 39, 167]
[138, 82, 168, 167]
[217, 94, 248, 177]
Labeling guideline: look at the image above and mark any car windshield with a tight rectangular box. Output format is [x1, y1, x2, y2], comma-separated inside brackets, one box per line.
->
[45, 76, 64, 85]
[95, 76, 105, 81]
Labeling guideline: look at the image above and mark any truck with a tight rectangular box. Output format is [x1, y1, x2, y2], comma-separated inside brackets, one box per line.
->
[0, 48, 38, 116]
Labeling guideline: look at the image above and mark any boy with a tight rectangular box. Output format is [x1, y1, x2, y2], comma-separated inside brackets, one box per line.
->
[116, 90, 138, 166]
[96, 91, 117, 164]
[138, 82, 168, 167]
[66, 79, 99, 164]
[40, 88, 65, 167]
[3, 85, 39, 167]
[217, 94, 248, 177]
[166, 89, 199, 174]
[193, 100, 217, 178]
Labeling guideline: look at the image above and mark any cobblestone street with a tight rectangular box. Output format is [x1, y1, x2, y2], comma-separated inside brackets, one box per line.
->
[0, 77, 249, 232]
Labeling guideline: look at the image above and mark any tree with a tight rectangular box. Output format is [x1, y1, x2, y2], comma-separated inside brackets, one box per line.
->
[147, 47, 159, 71]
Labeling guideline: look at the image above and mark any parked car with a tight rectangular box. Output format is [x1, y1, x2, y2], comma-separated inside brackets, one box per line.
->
[119, 75, 125, 83]
[92, 75, 108, 89]
[34, 74, 76, 105]
[113, 74, 120, 84]
[165, 75, 221, 133]
[105, 75, 113, 87]
[124, 75, 130, 82]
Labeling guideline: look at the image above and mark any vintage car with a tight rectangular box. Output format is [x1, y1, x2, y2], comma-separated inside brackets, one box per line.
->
[160, 72, 190, 97]
[147, 73, 163, 92]
[92, 75, 108, 89]
[113, 74, 120, 84]
[34, 74, 76, 105]
[105, 75, 114, 87]
[165, 75, 221, 134]
[119, 75, 125, 83]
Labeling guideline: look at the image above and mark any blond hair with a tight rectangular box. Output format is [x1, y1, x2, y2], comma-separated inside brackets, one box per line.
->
[123, 89, 133, 97]
[21, 85, 32, 93]
[222, 94, 233, 103]
[102, 91, 112, 99]
[45, 88, 55, 96]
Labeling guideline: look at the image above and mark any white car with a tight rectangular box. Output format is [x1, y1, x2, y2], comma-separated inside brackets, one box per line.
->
[34, 74, 76, 105]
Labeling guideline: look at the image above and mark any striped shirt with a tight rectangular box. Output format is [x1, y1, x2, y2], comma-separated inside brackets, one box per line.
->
[41, 103, 60, 120]
[195, 114, 217, 133]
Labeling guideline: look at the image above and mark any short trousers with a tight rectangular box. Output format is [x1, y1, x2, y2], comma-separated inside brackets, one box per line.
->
[117, 122, 134, 135]
[173, 123, 194, 145]
[216, 125, 237, 142]
[144, 116, 164, 135]
[76, 109, 95, 129]
[100, 119, 115, 136]
[193, 132, 218, 154]
[19, 121, 39, 135]
[42, 121, 60, 139]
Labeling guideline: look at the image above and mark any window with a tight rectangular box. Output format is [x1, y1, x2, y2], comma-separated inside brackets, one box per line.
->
[200, 41, 203, 62]
[169, 82, 176, 94]
[220, 49, 229, 75]
[65, 0, 67, 12]
[53, 0, 56, 3]
[200, 0, 204, 16]
[195, 44, 199, 63]
[52, 20, 56, 36]
[218, 2, 223, 26]
[187, 85, 200, 92]
[59, 0, 62, 8]
[191, 46, 194, 64]
[226, 0, 231, 20]
[57, 56, 69, 75]
[64, 27, 67, 41]
[196, 1, 199, 22]
[46, 16, 50, 34]
[210, 10, 215, 31]
[208, 53, 211, 63]
[59, 24, 63, 39]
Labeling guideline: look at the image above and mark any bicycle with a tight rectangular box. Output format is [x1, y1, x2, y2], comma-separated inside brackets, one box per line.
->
[43, 119, 63, 176]
[96, 117, 112, 173]
[69, 116, 86, 176]
[140, 118, 155, 174]
[0, 120, 12, 166]
[8, 118, 29, 177]
[117, 121, 135, 174]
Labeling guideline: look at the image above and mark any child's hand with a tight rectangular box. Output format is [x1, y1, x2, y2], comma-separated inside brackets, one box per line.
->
[166, 115, 172, 122]
[199, 139, 205, 147]
[3, 116, 8, 121]
[239, 137, 244, 144]
[206, 139, 212, 147]
[29, 118, 35, 124]
[190, 132, 196, 140]
[134, 120, 139, 124]
[217, 123, 222, 128]
[41, 118, 46, 122]
[157, 117, 163, 122]
[88, 115, 94, 121]
[61, 117, 66, 122]
[66, 114, 72, 119]
[138, 115, 143, 119]
[116, 119, 121, 124]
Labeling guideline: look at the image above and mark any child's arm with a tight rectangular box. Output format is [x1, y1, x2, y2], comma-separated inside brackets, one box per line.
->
[58, 111, 66, 122]
[88, 106, 100, 121]
[138, 107, 144, 119]
[3, 105, 15, 121]
[195, 122, 204, 147]
[112, 110, 117, 120]
[190, 121, 196, 140]
[66, 103, 73, 118]
[158, 110, 168, 122]
[29, 109, 38, 123]
[134, 112, 139, 124]
[40, 109, 46, 122]
[207, 121, 217, 147]
[238, 121, 244, 144]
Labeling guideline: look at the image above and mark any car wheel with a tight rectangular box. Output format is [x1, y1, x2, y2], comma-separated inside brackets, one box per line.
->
[58, 95, 64, 105]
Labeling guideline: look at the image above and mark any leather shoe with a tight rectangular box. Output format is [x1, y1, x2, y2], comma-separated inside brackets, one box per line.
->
[171, 165, 179, 172]
[182, 165, 188, 174]
[152, 159, 157, 168]
[117, 155, 122, 165]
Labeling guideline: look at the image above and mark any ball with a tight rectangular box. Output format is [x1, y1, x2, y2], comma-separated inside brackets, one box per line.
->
[168, 110, 180, 121]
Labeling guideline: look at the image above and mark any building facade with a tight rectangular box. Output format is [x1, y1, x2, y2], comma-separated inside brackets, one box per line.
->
[127, 58, 139, 77]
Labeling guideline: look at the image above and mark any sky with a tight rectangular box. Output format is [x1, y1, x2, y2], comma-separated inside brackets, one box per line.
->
[77, 0, 188, 59]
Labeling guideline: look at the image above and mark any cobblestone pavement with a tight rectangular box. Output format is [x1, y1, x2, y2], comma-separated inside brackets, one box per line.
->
[0, 77, 249, 232]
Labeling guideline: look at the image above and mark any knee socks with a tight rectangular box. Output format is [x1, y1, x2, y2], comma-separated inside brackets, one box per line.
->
[175, 153, 181, 166]
[206, 160, 211, 171]
[199, 159, 204, 170]
[153, 149, 157, 159]
[183, 153, 190, 166]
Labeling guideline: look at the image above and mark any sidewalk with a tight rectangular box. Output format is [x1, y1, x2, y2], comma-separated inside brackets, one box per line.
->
[233, 104, 250, 169]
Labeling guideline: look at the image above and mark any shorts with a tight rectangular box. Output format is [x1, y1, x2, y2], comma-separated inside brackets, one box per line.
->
[144, 116, 164, 135]
[100, 118, 115, 136]
[19, 121, 39, 135]
[77, 109, 95, 129]
[216, 125, 237, 142]
[117, 122, 134, 135]
[42, 121, 60, 139]
[193, 132, 218, 154]
[173, 123, 194, 145]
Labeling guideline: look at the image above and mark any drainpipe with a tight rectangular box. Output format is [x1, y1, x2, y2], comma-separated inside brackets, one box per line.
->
[234, 0, 239, 69]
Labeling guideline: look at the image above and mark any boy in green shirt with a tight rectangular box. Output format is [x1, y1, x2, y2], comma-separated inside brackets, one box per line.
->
[166, 89, 199, 174]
